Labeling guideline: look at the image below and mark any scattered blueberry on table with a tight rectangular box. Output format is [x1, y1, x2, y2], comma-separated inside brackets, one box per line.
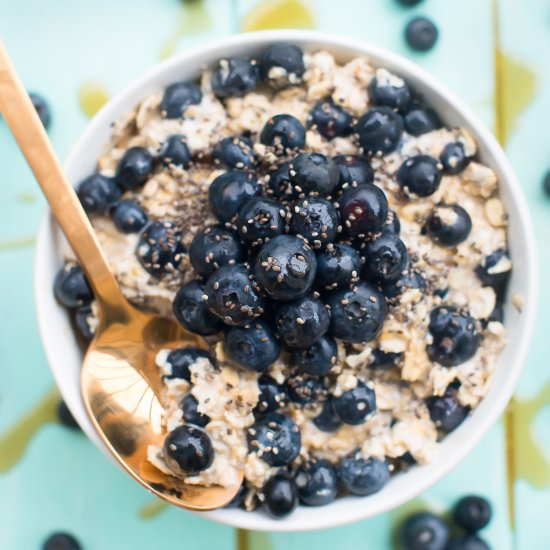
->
[29, 92, 51, 129]
[42, 532, 81, 550]
[405, 16, 439, 52]
[57, 400, 81, 431]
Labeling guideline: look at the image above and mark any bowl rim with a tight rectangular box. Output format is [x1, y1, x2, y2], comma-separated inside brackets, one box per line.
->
[34, 29, 538, 532]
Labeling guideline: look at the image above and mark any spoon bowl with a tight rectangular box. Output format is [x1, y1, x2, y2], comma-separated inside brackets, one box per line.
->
[0, 37, 242, 511]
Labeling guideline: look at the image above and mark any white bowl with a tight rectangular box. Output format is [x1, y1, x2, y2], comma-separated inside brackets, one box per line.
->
[35, 30, 537, 532]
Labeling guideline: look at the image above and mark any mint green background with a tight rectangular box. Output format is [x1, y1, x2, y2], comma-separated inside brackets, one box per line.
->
[0, 1, 548, 548]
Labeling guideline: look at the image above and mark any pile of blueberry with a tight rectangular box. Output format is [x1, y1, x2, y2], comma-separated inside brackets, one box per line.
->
[52, 42, 512, 518]
[400, 495, 493, 549]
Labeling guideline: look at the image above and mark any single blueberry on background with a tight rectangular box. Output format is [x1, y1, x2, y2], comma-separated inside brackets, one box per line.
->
[291, 335, 337, 376]
[315, 243, 361, 290]
[181, 393, 210, 427]
[211, 57, 259, 98]
[213, 135, 255, 169]
[162, 346, 213, 382]
[255, 375, 288, 415]
[453, 495, 492, 532]
[405, 16, 439, 52]
[286, 372, 327, 405]
[425, 384, 470, 433]
[42, 532, 82, 550]
[440, 142, 471, 175]
[158, 135, 191, 168]
[163, 424, 214, 474]
[209, 170, 262, 222]
[313, 397, 343, 432]
[333, 154, 375, 188]
[29, 92, 51, 129]
[259, 42, 305, 89]
[426, 204, 472, 247]
[308, 99, 354, 140]
[115, 146, 154, 190]
[236, 196, 287, 246]
[397, 154, 442, 197]
[403, 106, 441, 136]
[289, 152, 340, 197]
[400, 512, 450, 550]
[447, 534, 490, 550]
[356, 107, 404, 155]
[338, 183, 389, 237]
[333, 380, 377, 425]
[361, 232, 409, 282]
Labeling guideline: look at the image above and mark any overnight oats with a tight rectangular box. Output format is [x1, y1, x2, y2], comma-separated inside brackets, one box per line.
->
[53, 43, 512, 518]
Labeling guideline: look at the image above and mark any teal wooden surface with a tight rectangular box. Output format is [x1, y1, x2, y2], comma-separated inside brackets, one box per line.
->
[0, 0, 547, 548]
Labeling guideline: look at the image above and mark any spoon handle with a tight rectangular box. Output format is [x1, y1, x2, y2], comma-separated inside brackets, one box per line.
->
[0, 38, 126, 308]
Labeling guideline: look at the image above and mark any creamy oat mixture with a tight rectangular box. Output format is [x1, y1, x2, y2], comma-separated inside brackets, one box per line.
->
[55, 43, 513, 516]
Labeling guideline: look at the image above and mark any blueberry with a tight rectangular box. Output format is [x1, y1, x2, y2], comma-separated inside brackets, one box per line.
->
[396, 0, 424, 6]
[440, 142, 471, 175]
[213, 136, 255, 169]
[427, 306, 480, 367]
[224, 483, 247, 509]
[334, 155, 375, 188]
[338, 453, 390, 496]
[189, 225, 244, 277]
[289, 152, 340, 196]
[487, 302, 504, 324]
[357, 107, 404, 155]
[161, 81, 202, 119]
[136, 221, 184, 277]
[295, 459, 338, 506]
[172, 280, 224, 336]
[313, 398, 342, 432]
[308, 100, 354, 140]
[256, 375, 288, 415]
[115, 146, 154, 190]
[181, 394, 210, 427]
[29, 92, 51, 129]
[163, 346, 213, 381]
[338, 184, 389, 237]
[426, 384, 470, 432]
[275, 294, 330, 349]
[54, 265, 93, 308]
[77, 173, 121, 214]
[225, 320, 281, 372]
[316, 243, 361, 290]
[333, 380, 376, 425]
[158, 135, 191, 168]
[112, 200, 148, 233]
[209, 170, 262, 222]
[384, 210, 401, 234]
[260, 114, 306, 152]
[381, 269, 426, 299]
[43, 532, 81, 550]
[267, 161, 293, 198]
[211, 57, 259, 98]
[163, 425, 214, 474]
[454, 495, 492, 532]
[262, 473, 298, 518]
[289, 197, 339, 249]
[447, 535, 490, 550]
[286, 373, 327, 404]
[368, 71, 411, 110]
[475, 249, 511, 287]
[400, 512, 450, 550]
[205, 264, 265, 325]
[236, 197, 287, 247]
[259, 42, 305, 89]
[326, 281, 387, 343]
[370, 349, 403, 369]
[397, 155, 442, 197]
[427, 204, 472, 247]
[291, 335, 337, 375]
[361, 233, 409, 282]
[543, 169, 550, 197]
[248, 412, 301, 466]
[254, 235, 317, 301]
[403, 107, 441, 136]
[74, 304, 95, 341]
[57, 400, 80, 430]
[405, 17, 439, 52]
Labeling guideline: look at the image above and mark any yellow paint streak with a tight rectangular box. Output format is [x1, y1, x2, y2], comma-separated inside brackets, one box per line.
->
[78, 82, 110, 119]
[138, 498, 169, 519]
[160, 0, 211, 60]
[513, 382, 550, 488]
[17, 192, 37, 203]
[248, 531, 274, 550]
[242, 0, 315, 32]
[0, 235, 36, 251]
[493, 4, 537, 146]
[236, 528, 249, 550]
[0, 388, 59, 473]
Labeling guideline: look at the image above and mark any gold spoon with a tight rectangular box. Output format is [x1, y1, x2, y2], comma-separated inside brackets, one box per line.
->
[0, 38, 242, 510]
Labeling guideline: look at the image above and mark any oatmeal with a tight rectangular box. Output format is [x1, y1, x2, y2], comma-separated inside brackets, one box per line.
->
[54, 42, 512, 517]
